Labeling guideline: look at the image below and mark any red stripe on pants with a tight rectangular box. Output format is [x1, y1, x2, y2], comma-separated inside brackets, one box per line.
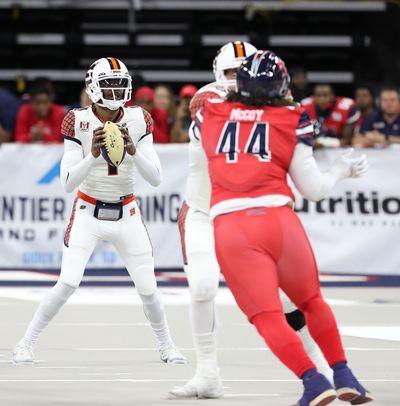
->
[177, 201, 189, 265]
[64, 198, 78, 248]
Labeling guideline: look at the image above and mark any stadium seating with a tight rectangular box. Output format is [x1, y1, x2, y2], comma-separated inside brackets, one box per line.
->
[0, 0, 397, 104]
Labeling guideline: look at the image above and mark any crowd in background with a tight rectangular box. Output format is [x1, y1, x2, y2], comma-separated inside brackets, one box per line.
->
[0, 69, 399, 148]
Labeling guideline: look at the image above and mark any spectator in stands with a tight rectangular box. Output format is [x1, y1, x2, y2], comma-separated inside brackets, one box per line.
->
[0, 87, 24, 143]
[170, 84, 197, 143]
[301, 84, 359, 148]
[289, 67, 309, 102]
[354, 85, 375, 132]
[15, 82, 65, 143]
[135, 86, 169, 143]
[354, 86, 400, 147]
[154, 84, 176, 128]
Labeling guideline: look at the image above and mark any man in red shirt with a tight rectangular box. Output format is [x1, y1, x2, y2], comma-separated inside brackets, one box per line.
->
[15, 85, 65, 143]
[301, 84, 359, 147]
[133, 86, 170, 143]
[198, 51, 372, 406]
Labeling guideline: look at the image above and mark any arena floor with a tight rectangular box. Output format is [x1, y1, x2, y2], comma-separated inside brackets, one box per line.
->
[0, 286, 399, 406]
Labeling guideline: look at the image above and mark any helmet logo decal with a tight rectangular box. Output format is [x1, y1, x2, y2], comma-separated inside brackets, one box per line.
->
[107, 57, 120, 70]
[232, 41, 245, 58]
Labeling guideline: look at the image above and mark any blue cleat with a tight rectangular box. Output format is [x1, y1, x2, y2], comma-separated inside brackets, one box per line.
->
[333, 362, 373, 404]
[296, 370, 337, 406]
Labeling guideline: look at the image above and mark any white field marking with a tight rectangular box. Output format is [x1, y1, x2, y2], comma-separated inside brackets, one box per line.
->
[0, 303, 22, 306]
[224, 394, 280, 397]
[36, 366, 88, 369]
[0, 359, 45, 364]
[79, 372, 133, 376]
[50, 322, 149, 327]
[5, 286, 400, 307]
[74, 347, 400, 352]
[0, 378, 398, 384]
[340, 326, 400, 342]
[0, 322, 150, 327]
[223, 379, 400, 383]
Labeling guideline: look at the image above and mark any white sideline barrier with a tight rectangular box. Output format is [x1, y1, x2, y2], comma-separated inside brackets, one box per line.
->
[0, 144, 399, 275]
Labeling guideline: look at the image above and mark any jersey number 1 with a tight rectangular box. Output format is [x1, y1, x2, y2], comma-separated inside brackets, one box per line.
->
[216, 121, 271, 163]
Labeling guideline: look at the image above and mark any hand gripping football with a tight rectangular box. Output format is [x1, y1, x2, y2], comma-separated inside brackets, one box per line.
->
[101, 121, 126, 167]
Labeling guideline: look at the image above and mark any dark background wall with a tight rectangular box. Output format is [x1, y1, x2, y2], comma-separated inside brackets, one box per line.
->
[0, 0, 398, 104]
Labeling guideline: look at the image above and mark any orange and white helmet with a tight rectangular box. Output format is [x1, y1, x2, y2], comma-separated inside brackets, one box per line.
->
[85, 57, 132, 110]
[213, 41, 257, 91]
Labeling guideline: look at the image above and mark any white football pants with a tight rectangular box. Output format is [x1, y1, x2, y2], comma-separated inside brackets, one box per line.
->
[61, 198, 156, 294]
[20, 198, 167, 348]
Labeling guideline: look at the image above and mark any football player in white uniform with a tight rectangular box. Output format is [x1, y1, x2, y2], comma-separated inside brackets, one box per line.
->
[170, 42, 332, 399]
[13, 57, 186, 365]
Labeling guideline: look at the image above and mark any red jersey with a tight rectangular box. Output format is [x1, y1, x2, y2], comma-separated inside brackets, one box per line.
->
[15, 103, 65, 143]
[198, 99, 314, 215]
[301, 96, 359, 138]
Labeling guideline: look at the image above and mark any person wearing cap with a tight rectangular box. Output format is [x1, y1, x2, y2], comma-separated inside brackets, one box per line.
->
[170, 84, 198, 143]
[134, 86, 170, 143]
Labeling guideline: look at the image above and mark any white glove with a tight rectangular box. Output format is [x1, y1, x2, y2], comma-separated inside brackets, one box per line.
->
[329, 148, 369, 181]
[316, 136, 341, 148]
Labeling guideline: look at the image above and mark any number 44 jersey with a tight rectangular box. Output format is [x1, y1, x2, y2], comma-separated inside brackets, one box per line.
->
[197, 98, 314, 218]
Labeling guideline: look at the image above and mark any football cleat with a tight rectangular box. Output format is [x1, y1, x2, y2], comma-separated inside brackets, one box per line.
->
[13, 341, 34, 364]
[169, 373, 224, 399]
[333, 364, 373, 404]
[296, 372, 337, 406]
[159, 344, 187, 364]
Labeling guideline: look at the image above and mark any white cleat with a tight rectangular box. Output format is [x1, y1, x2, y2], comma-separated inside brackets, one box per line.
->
[169, 374, 224, 399]
[159, 344, 187, 364]
[13, 341, 34, 364]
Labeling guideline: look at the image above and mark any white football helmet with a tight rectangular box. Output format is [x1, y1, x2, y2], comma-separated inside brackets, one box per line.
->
[85, 57, 132, 110]
[213, 41, 257, 91]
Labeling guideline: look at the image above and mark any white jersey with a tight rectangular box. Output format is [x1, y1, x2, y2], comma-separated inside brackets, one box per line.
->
[61, 105, 160, 202]
[185, 82, 227, 214]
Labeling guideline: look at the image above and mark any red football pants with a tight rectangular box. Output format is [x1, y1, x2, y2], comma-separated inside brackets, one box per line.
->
[214, 206, 346, 377]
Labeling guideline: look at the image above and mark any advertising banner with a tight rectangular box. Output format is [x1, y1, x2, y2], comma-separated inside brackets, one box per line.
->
[0, 144, 399, 275]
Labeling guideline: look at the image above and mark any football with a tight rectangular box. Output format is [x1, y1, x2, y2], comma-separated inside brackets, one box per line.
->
[100, 121, 126, 167]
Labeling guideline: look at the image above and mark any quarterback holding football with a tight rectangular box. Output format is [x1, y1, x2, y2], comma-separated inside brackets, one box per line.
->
[13, 57, 186, 365]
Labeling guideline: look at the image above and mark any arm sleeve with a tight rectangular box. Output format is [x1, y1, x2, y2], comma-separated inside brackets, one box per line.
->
[289, 143, 339, 201]
[60, 139, 96, 193]
[134, 133, 162, 186]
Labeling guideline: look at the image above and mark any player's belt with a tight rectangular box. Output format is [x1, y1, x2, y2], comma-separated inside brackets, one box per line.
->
[77, 190, 136, 206]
